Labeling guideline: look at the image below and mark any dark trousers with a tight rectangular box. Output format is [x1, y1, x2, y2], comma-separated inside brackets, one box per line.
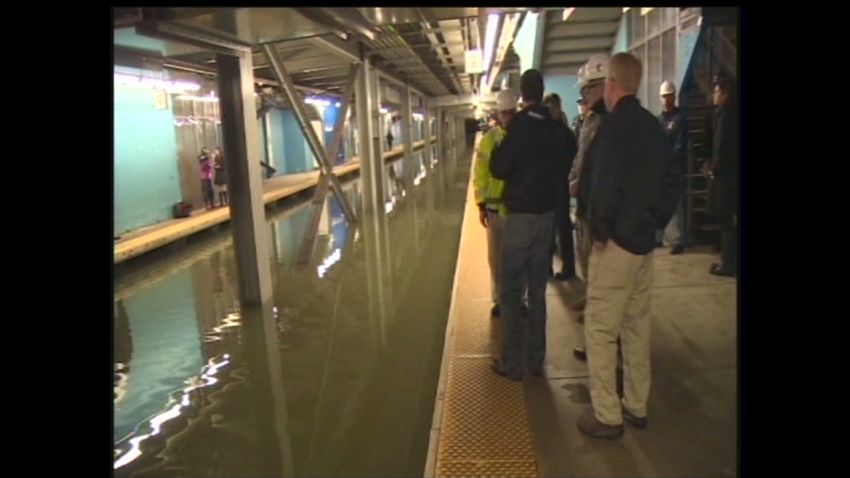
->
[716, 177, 737, 270]
[720, 224, 737, 270]
[201, 179, 215, 208]
[553, 194, 576, 277]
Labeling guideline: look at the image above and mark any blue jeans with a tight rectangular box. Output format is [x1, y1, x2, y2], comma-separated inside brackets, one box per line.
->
[499, 211, 554, 377]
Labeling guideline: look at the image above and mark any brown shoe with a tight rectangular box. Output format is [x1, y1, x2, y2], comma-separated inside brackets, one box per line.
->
[622, 406, 647, 429]
[577, 408, 623, 439]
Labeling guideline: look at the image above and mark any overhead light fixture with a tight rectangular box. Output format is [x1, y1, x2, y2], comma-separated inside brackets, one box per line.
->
[623, 7, 631, 13]
[641, 7, 654, 16]
[562, 8, 575, 21]
[176, 93, 218, 102]
[305, 96, 331, 107]
[114, 73, 200, 93]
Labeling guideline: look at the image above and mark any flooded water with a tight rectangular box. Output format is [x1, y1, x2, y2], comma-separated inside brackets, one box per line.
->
[114, 143, 471, 477]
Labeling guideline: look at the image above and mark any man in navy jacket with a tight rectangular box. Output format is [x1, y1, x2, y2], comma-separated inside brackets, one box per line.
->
[577, 53, 681, 439]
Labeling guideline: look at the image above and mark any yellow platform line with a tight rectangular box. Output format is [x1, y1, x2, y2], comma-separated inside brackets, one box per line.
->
[426, 135, 537, 478]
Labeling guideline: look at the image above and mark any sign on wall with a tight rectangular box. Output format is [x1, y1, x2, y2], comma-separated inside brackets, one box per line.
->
[153, 89, 169, 110]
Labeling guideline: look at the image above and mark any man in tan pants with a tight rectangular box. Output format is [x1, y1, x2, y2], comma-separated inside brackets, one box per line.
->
[577, 53, 682, 439]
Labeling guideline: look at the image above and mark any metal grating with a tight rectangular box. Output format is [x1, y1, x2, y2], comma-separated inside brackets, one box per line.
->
[436, 357, 537, 477]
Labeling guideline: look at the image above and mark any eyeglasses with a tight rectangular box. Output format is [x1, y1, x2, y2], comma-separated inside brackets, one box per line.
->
[580, 83, 602, 95]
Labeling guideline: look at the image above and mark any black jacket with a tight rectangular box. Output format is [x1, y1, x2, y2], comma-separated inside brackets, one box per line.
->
[577, 99, 608, 219]
[711, 102, 738, 222]
[712, 103, 738, 181]
[658, 107, 688, 171]
[490, 103, 577, 214]
[587, 95, 681, 255]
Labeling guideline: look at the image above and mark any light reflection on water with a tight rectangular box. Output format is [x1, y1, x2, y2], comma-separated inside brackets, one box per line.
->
[114, 145, 471, 477]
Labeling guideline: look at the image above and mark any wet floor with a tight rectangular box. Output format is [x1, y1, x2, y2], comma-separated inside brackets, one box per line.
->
[114, 143, 472, 477]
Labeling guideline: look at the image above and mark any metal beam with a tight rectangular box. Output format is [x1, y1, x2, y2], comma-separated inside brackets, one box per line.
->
[422, 97, 433, 167]
[135, 20, 253, 56]
[263, 44, 357, 224]
[325, 64, 359, 165]
[215, 51, 273, 306]
[295, 176, 330, 265]
[160, 56, 334, 96]
[434, 93, 495, 107]
[254, 55, 350, 73]
[376, 69, 405, 88]
[355, 59, 381, 214]
[257, 100, 274, 118]
[294, 62, 360, 264]
[306, 34, 362, 63]
[401, 83, 414, 187]
[295, 8, 379, 42]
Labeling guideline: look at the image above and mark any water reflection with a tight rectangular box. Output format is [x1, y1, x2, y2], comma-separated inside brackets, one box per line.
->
[114, 145, 470, 477]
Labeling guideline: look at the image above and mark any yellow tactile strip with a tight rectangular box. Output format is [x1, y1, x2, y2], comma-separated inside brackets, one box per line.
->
[433, 141, 537, 478]
[436, 358, 537, 477]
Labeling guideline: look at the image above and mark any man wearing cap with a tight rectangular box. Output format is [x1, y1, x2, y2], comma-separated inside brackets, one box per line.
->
[569, 55, 611, 362]
[473, 88, 519, 317]
[657, 80, 688, 255]
[490, 69, 577, 381]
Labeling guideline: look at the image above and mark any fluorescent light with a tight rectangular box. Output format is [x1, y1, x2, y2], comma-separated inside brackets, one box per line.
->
[623, 7, 631, 13]
[305, 96, 331, 107]
[483, 13, 500, 72]
[641, 7, 654, 16]
[177, 94, 218, 102]
[562, 8, 575, 21]
[114, 73, 200, 93]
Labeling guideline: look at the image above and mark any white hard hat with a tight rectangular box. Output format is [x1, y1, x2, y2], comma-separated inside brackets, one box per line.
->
[496, 88, 519, 112]
[660, 80, 676, 96]
[582, 54, 609, 84]
[575, 65, 587, 89]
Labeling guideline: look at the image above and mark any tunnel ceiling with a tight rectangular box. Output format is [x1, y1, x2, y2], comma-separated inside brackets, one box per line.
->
[114, 7, 623, 99]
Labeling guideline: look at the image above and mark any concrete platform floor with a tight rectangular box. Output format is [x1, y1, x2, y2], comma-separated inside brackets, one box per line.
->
[431, 133, 737, 477]
[526, 246, 737, 477]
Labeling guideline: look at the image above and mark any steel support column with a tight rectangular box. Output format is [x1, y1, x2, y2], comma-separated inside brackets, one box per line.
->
[401, 83, 414, 187]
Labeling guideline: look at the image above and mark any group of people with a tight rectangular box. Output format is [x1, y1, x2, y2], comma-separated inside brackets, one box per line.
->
[472, 52, 737, 439]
